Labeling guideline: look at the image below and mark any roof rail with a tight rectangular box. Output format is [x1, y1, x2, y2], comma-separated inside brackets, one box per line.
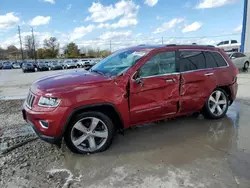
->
[165, 44, 215, 48]
[166, 44, 177, 47]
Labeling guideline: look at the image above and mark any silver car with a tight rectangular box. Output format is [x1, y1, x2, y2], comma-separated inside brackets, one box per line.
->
[227, 52, 250, 70]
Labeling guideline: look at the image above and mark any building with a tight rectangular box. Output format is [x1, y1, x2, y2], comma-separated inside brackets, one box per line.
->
[241, 0, 250, 53]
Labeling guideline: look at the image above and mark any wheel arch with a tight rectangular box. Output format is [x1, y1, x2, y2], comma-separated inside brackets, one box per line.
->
[216, 85, 232, 105]
[62, 103, 124, 137]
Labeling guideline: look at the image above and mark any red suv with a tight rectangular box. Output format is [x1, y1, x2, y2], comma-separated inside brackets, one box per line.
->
[22, 44, 238, 154]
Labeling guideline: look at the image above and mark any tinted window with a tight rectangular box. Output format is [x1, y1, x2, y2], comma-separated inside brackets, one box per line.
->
[217, 42, 223, 46]
[231, 40, 237, 44]
[231, 53, 237, 58]
[224, 41, 229, 44]
[204, 52, 218, 68]
[139, 51, 176, 77]
[237, 53, 246, 58]
[211, 52, 227, 67]
[179, 51, 206, 72]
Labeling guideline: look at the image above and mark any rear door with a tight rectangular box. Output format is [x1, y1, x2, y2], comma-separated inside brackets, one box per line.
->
[178, 50, 217, 113]
[129, 50, 180, 124]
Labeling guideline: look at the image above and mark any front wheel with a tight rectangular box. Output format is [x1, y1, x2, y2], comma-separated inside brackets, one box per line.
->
[202, 88, 229, 119]
[64, 111, 115, 154]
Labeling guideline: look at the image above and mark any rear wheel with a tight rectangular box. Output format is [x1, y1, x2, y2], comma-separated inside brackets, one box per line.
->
[244, 61, 249, 71]
[64, 111, 115, 154]
[202, 88, 229, 119]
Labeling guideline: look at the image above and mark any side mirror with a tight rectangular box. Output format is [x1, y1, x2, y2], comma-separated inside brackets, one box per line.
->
[133, 70, 144, 86]
[135, 78, 144, 86]
[231, 56, 236, 59]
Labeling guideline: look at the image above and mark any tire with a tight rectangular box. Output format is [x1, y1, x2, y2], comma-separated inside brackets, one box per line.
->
[202, 88, 229, 119]
[64, 111, 115, 154]
[244, 62, 249, 71]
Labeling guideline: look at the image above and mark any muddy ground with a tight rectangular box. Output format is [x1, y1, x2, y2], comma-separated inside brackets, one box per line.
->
[0, 70, 250, 188]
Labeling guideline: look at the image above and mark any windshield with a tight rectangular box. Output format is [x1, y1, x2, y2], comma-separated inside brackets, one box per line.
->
[226, 52, 233, 57]
[91, 49, 149, 76]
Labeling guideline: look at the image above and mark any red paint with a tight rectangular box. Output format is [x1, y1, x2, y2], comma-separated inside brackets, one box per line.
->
[22, 45, 238, 141]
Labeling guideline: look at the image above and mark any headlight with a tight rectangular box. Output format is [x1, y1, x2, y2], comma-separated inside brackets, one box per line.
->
[38, 96, 61, 107]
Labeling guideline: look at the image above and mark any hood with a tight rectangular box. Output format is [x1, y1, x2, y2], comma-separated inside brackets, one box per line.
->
[33, 69, 112, 93]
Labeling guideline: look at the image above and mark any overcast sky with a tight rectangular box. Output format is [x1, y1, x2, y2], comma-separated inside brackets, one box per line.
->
[0, 0, 244, 50]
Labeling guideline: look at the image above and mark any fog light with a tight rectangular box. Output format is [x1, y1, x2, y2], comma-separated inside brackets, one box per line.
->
[39, 120, 49, 129]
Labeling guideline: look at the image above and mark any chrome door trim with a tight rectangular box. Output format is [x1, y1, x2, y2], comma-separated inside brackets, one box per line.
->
[135, 106, 161, 113]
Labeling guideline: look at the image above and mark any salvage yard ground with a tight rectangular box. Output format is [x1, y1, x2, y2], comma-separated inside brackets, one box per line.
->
[0, 69, 250, 188]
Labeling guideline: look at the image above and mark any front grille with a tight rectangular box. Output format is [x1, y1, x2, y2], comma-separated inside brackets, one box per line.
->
[26, 92, 35, 109]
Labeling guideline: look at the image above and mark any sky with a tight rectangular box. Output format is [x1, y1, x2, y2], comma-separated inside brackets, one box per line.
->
[0, 0, 244, 51]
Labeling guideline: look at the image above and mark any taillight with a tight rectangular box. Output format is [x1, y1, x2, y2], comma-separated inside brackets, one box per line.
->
[232, 66, 238, 82]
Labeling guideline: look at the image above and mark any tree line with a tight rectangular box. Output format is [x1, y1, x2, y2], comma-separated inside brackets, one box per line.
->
[0, 35, 111, 60]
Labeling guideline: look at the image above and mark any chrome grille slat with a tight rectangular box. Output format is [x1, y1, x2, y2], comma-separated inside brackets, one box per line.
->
[26, 92, 35, 109]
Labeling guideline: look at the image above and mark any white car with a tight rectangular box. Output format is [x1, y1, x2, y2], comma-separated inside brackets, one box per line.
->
[227, 52, 250, 70]
[217, 40, 241, 52]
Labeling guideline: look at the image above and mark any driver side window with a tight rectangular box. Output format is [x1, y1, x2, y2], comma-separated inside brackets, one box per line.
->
[139, 51, 176, 77]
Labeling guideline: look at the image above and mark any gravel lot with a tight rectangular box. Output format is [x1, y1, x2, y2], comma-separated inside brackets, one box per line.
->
[0, 69, 250, 188]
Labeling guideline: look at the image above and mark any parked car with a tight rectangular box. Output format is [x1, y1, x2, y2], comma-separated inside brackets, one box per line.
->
[0, 62, 3, 69]
[37, 62, 49, 71]
[22, 44, 238, 154]
[12, 62, 21, 69]
[63, 60, 77, 69]
[2, 62, 12, 69]
[217, 40, 240, 52]
[226, 52, 249, 71]
[80, 59, 91, 68]
[22, 63, 35, 73]
[86, 60, 100, 70]
[50, 62, 63, 70]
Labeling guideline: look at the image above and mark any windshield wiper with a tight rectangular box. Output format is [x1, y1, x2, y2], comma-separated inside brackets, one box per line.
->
[91, 69, 105, 76]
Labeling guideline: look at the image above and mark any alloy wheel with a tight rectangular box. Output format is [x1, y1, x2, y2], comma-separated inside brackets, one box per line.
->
[70, 117, 108, 152]
[208, 90, 227, 116]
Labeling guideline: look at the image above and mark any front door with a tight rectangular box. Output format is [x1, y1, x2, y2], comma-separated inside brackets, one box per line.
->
[178, 50, 217, 113]
[129, 51, 180, 124]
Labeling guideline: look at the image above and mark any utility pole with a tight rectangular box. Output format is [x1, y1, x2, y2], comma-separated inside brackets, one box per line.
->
[18, 26, 24, 60]
[109, 40, 112, 53]
[31, 27, 37, 62]
[162, 37, 164, 45]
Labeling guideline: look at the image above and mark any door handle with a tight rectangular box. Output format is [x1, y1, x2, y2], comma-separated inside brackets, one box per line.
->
[165, 78, 176, 83]
[204, 72, 214, 76]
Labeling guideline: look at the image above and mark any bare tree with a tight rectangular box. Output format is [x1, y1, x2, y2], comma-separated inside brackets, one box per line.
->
[43, 37, 59, 58]
[24, 35, 34, 59]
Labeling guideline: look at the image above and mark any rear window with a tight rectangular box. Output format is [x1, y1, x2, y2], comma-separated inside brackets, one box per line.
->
[211, 52, 227, 67]
[231, 40, 237, 44]
[204, 52, 218, 68]
[179, 51, 206, 72]
[237, 53, 246, 58]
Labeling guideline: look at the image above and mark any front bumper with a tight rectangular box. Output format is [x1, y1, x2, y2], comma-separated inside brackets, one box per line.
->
[26, 118, 61, 144]
[22, 102, 69, 144]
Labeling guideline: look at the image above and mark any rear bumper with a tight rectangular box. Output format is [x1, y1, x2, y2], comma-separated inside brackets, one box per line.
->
[229, 81, 238, 104]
